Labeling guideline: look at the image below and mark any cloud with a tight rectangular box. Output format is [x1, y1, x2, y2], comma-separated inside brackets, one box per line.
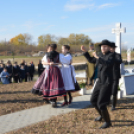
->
[80, 24, 113, 33]
[0, 28, 8, 33]
[44, 25, 55, 31]
[61, 16, 68, 19]
[0, 24, 16, 33]
[65, 4, 94, 11]
[97, 3, 119, 9]
[38, 14, 43, 17]
[22, 21, 47, 29]
[64, 0, 120, 11]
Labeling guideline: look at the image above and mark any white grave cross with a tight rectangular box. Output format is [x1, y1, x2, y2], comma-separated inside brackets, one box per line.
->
[112, 23, 126, 75]
[112, 23, 126, 54]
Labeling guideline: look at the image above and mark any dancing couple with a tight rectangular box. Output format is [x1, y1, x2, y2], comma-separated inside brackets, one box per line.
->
[32, 44, 80, 107]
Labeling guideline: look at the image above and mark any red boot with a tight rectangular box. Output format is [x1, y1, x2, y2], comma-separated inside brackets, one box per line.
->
[61, 102, 68, 107]
[68, 97, 73, 105]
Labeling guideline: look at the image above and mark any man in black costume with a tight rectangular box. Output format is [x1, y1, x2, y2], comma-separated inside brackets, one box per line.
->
[81, 40, 115, 129]
[109, 42, 122, 111]
[38, 60, 44, 76]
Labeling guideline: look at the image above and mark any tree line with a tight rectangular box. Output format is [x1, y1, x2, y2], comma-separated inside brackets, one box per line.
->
[0, 33, 130, 56]
[0, 33, 92, 54]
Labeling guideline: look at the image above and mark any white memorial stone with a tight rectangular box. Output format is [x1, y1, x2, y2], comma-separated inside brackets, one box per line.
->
[119, 74, 134, 96]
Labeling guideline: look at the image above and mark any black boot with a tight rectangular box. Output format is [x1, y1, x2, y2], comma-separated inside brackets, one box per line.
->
[51, 102, 57, 108]
[99, 108, 112, 129]
[111, 96, 117, 111]
[94, 106, 102, 121]
[51, 98, 57, 108]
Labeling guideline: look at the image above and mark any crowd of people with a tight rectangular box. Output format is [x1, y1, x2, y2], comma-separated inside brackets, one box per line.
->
[0, 60, 36, 84]
[0, 40, 123, 129]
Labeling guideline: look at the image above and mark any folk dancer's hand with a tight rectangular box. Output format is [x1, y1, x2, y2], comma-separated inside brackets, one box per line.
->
[92, 52, 99, 59]
[81, 45, 87, 52]
[49, 62, 54, 66]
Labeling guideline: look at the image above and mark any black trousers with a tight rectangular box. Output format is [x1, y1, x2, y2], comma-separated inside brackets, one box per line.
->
[9, 76, 12, 83]
[27, 74, 33, 81]
[20, 78, 24, 82]
[13, 76, 19, 83]
[30, 74, 33, 81]
[90, 79, 112, 110]
[25, 75, 27, 82]
[112, 79, 119, 96]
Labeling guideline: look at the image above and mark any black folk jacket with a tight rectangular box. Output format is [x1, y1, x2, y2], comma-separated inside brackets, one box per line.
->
[83, 51, 115, 84]
[113, 52, 122, 80]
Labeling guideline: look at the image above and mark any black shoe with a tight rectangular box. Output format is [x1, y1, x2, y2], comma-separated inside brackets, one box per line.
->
[111, 96, 117, 111]
[99, 108, 112, 129]
[99, 122, 112, 129]
[94, 106, 102, 121]
[51, 102, 57, 108]
[94, 116, 102, 121]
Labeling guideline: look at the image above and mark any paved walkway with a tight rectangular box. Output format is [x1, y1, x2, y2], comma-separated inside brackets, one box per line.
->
[0, 90, 92, 134]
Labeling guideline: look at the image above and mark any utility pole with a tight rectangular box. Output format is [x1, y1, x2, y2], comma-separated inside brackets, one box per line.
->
[5, 38, 6, 56]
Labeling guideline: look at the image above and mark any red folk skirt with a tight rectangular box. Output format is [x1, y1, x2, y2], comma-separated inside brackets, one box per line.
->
[32, 65, 66, 99]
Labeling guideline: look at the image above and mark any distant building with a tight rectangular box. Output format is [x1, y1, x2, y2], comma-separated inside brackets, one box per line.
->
[32, 51, 45, 57]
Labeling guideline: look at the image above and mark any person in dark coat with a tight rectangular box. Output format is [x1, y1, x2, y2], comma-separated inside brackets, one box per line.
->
[24, 62, 29, 82]
[109, 42, 122, 111]
[19, 65, 25, 82]
[13, 62, 20, 83]
[81, 39, 115, 129]
[0, 64, 4, 74]
[29, 61, 35, 81]
[38, 60, 44, 76]
[27, 62, 35, 81]
[6, 61, 13, 83]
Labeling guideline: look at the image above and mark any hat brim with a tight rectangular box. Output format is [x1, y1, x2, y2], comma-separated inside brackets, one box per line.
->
[99, 43, 111, 47]
[111, 45, 117, 48]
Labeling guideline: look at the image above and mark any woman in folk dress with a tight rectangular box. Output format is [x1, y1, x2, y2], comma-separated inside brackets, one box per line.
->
[32, 44, 66, 108]
[60, 45, 77, 106]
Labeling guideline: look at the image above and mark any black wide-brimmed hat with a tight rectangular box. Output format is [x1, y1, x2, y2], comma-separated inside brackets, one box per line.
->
[110, 42, 117, 48]
[99, 39, 111, 47]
